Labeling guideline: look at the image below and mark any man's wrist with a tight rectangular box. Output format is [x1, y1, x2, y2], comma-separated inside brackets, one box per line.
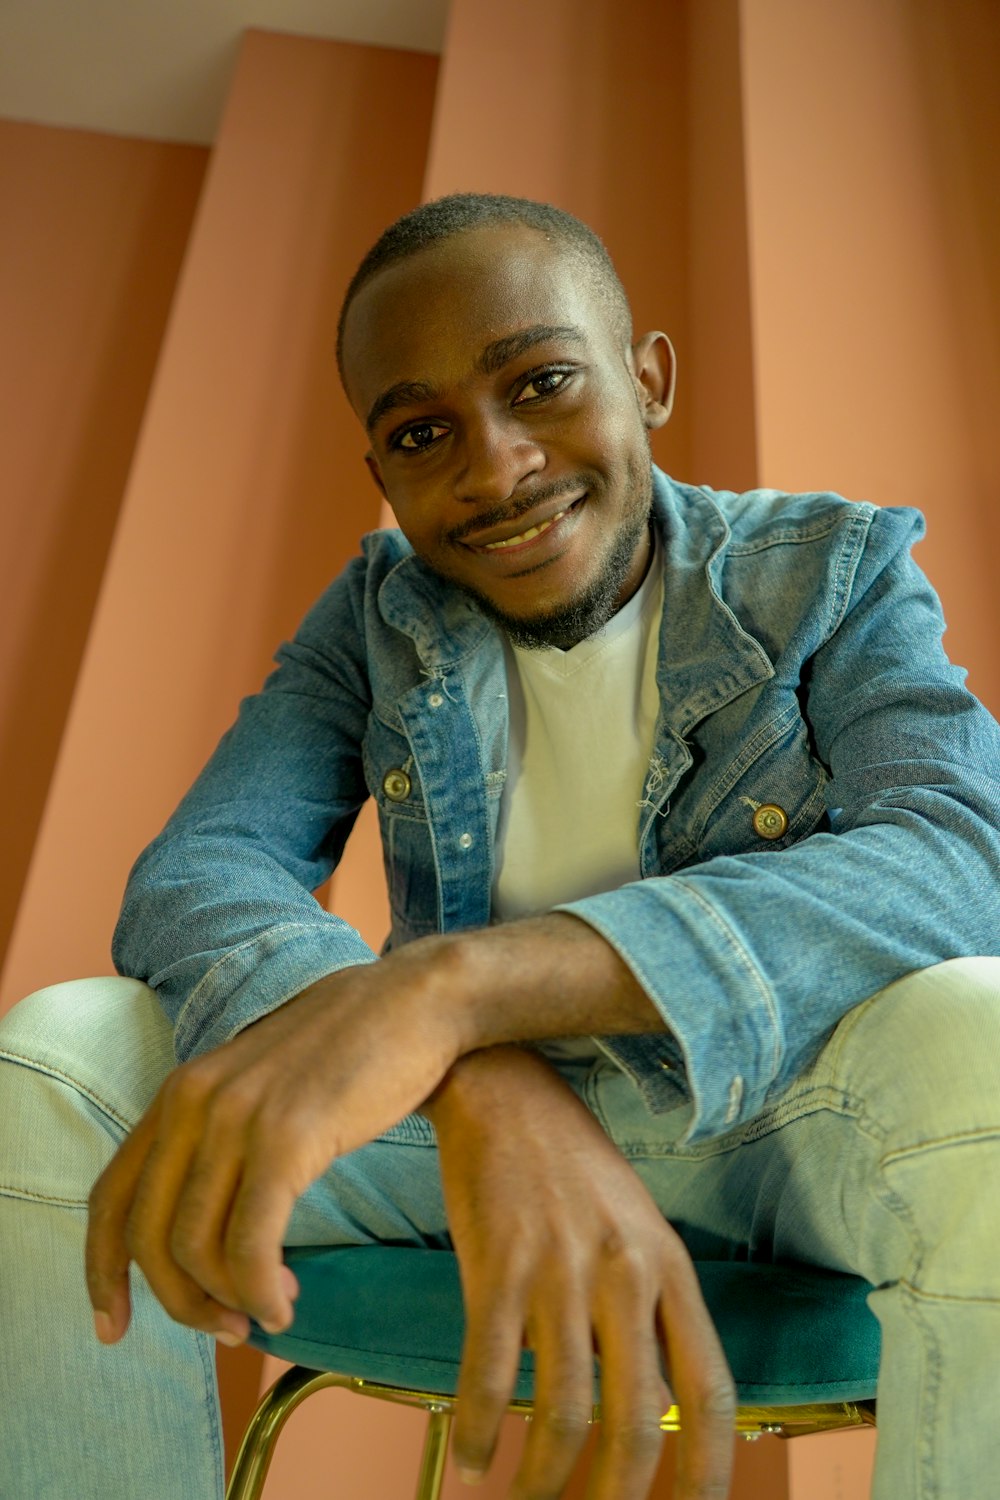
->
[420, 1043, 575, 1130]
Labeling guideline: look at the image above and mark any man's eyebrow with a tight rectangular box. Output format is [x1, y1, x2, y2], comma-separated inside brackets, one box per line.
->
[364, 326, 586, 435]
[476, 325, 586, 376]
[366, 380, 439, 435]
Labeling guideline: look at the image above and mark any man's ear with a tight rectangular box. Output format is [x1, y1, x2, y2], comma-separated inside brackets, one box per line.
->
[630, 332, 676, 430]
[364, 450, 388, 498]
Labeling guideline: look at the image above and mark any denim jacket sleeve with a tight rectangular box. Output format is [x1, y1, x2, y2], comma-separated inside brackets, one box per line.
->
[561, 503, 1000, 1141]
[112, 556, 382, 1062]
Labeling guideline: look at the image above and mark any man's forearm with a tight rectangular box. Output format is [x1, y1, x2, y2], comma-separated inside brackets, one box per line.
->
[424, 911, 668, 1056]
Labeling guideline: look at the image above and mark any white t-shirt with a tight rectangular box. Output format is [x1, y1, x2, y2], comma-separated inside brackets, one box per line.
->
[492, 551, 664, 923]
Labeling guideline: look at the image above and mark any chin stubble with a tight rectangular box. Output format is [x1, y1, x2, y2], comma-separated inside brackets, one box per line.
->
[465, 497, 653, 652]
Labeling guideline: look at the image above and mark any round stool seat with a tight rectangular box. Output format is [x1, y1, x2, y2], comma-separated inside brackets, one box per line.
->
[249, 1246, 880, 1406]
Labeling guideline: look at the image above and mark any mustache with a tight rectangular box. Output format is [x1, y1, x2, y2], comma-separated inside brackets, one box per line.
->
[446, 477, 590, 544]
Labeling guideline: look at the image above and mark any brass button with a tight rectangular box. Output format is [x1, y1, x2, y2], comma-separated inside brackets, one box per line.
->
[382, 768, 412, 802]
[752, 803, 788, 840]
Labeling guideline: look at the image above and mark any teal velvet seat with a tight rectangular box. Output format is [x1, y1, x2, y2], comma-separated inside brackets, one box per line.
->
[228, 1246, 879, 1499]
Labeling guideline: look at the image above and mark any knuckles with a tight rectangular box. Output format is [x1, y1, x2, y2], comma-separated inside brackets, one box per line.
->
[536, 1402, 594, 1446]
[158, 1056, 302, 1149]
[224, 1228, 270, 1274]
[458, 1364, 516, 1415]
[693, 1371, 738, 1426]
[158, 1059, 219, 1111]
[601, 1414, 665, 1463]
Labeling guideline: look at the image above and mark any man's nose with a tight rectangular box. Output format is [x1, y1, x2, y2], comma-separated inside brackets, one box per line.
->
[453, 414, 545, 503]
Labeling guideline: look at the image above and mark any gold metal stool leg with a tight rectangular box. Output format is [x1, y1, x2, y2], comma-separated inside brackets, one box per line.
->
[225, 1367, 352, 1500]
[228, 1364, 875, 1500]
[226, 1367, 457, 1500]
[414, 1404, 454, 1500]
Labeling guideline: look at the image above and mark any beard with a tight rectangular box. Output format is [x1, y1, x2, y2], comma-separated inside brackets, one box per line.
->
[455, 462, 655, 652]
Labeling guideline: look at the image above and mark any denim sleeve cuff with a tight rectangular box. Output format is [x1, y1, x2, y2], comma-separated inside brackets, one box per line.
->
[171, 920, 378, 1062]
[556, 880, 783, 1141]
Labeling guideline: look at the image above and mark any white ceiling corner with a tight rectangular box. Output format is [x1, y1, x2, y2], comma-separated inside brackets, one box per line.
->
[0, 0, 449, 145]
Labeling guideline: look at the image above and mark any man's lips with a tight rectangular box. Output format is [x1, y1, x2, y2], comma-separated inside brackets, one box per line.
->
[461, 496, 585, 553]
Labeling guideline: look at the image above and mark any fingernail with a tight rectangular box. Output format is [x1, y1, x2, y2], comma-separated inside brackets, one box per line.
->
[216, 1330, 245, 1348]
[93, 1310, 115, 1343]
[456, 1468, 486, 1486]
[259, 1316, 289, 1335]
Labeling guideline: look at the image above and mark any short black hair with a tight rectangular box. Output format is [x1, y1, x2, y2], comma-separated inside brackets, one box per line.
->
[336, 192, 632, 382]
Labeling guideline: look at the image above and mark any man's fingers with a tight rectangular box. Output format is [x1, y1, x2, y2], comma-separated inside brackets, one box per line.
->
[223, 1153, 303, 1333]
[86, 1105, 162, 1341]
[169, 1126, 251, 1311]
[510, 1292, 595, 1499]
[117, 1091, 250, 1343]
[656, 1265, 736, 1500]
[451, 1285, 526, 1483]
[585, 1259, 668, 1500]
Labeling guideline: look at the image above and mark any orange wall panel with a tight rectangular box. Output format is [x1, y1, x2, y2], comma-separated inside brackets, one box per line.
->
[740, 0, 999, 711]
[1, 32, 438, 1010]
[685, 0, 759, 492]
[422, 0, 693, 485]
[0, 121, 207, 972]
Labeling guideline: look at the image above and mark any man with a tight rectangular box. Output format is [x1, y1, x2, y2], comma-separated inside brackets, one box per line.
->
[1, 193, 998, 1500]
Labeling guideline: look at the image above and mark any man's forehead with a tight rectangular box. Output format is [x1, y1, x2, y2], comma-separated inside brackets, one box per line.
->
[341, 226, 603, 405]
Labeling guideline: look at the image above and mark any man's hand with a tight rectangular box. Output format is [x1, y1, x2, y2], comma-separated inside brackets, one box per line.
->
[87, 914, 665, 1348]
[425, 1046, 736, 1500]
[86, 941, 471, 1346]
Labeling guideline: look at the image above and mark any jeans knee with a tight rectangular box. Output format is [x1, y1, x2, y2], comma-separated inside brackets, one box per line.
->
[0, 977, 175, 1167]
[835, 959, 1000, 1146]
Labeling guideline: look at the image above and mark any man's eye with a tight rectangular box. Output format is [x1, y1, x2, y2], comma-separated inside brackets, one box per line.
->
[396, 422, 447, 451]
[515, 369, 570, 403]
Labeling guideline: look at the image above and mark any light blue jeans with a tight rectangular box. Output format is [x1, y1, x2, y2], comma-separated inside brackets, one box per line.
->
[1, 959, 999, 1499]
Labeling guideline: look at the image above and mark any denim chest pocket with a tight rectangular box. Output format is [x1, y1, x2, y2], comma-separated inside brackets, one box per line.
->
[687, 704, 830, 860]
[363, 713, 439, 936]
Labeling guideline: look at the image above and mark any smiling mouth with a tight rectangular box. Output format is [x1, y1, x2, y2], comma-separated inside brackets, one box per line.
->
[468, 497, 584, 553]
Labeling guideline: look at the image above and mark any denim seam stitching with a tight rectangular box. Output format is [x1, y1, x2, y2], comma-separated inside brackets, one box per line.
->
[175, 920, 325, 1038]
[880, 1125, 1000, 1167]
[0, 1183, 88, 1207]
[193, 1327, 225, 1494]
[900, 1281, 940, 1500]
[609, 1083, 862, 1160]
[0, 1047, 133, 1131]
[660, 882, 782, 1085]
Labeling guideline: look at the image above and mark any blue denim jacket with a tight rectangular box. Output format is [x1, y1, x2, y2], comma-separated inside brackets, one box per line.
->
[113, 470, 1000, 1140]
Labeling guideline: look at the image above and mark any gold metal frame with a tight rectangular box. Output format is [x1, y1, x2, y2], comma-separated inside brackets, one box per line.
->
[225, 1365, 876, 1500]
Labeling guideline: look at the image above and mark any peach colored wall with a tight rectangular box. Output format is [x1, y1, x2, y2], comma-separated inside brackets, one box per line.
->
[1, 31, 437, 1010]
[0, 121, 207, 973]
[737, 4, 998, 1491]
[423, 0, 693, 484]
[685, 0, 759, 492]
[740, 0, 999, 713]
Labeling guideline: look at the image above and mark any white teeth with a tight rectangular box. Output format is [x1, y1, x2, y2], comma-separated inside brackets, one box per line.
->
[483, 507, 567, 550]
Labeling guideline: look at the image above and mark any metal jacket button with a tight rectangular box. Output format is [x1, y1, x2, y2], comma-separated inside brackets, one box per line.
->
[752, 803, 788, 840]
[382, 769, 411, 802]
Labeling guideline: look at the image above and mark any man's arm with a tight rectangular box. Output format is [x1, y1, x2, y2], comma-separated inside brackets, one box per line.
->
[561, 504, 1000, 1139]
[111, 550, 384, 1058]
